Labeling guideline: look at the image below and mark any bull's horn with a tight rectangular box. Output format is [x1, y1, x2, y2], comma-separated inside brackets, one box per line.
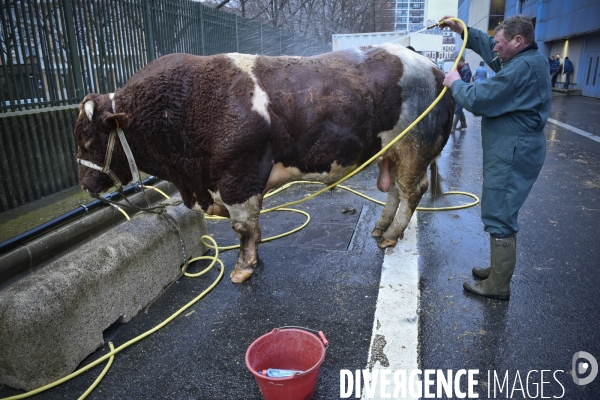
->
[84, 100, 95, 121]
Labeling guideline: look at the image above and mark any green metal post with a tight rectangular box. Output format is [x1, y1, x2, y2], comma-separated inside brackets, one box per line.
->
[144, 0, 156, 62]
[63, 0, 84, 101]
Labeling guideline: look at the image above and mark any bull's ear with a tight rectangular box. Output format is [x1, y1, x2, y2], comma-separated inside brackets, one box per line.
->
[102, 113, 130, 130]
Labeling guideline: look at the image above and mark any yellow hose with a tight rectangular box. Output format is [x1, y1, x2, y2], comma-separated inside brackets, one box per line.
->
[78, 342, 115, 400]
[143, 185, 170, 199]
[1, 19, 470, 400]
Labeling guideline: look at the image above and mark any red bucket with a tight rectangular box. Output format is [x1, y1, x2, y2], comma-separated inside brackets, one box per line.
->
[245, 327, 328, 400]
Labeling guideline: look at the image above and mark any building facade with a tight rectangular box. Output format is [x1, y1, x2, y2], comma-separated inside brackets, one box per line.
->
[390, 0, 458, 65]
[394, 0, 426, 32]
[456, 0, 600, 98]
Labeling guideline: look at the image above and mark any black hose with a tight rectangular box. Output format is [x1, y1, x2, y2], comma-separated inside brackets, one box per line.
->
[0, 176, 160, 255]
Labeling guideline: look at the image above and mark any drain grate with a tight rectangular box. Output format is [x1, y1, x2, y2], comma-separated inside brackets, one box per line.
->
[206, 204, 363, 252]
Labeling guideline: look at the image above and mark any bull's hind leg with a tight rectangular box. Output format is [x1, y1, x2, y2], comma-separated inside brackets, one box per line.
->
[378, 164, 430, 249]
[226, 194, 263, 283]
[372, 184, 400, 239]
[372, 158, 400, 238]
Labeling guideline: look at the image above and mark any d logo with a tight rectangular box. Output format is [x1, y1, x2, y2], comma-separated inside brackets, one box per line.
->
[572, 351, 598, 386]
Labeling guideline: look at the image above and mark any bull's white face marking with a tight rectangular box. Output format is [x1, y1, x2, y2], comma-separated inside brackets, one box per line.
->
[109, 92, 115, 112]
[192, 202, 203, 212]
[226, 53, 271, 124]
[84, 100, 95, 121]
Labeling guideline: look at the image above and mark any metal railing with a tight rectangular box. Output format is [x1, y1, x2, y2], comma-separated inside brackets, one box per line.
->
[0, 0, 330, 113]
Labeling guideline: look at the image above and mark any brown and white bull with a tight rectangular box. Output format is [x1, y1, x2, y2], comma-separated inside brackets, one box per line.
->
[74, 44, 454, 283]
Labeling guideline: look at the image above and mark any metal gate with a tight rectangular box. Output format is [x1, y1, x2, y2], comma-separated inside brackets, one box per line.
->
[581, 51, 600, 98]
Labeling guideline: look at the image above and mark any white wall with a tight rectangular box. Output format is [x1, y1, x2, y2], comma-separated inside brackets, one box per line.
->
[410, 33, 443, 52]
[425, 0, 459, 22]
[332, 32, 409, 51]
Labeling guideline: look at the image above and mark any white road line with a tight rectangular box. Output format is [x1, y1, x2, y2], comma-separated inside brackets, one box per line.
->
[362, 214, 420, 400]
[547, 118, 600, 143]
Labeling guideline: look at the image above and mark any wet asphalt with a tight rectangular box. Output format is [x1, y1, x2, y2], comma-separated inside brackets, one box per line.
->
[1, 93, 599, 399]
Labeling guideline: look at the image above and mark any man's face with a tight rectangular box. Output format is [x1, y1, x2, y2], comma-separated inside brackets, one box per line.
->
[493, 29, 522, 62]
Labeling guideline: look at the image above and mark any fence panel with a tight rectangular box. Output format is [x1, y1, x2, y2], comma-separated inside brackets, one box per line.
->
[0, 107, 79, 211]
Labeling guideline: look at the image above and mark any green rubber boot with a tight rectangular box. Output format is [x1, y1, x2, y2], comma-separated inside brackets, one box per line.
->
[452, 116, 459, 130]
[472, 234, 517, 279]
[464, 234, 516, 301]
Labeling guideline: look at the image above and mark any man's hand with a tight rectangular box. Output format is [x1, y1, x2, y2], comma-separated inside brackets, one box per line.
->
[444, 69, 461, 88]
[440, 15, 464, 35]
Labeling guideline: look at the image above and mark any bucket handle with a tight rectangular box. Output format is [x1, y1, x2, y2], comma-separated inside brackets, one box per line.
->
[277, 326, 329, 348]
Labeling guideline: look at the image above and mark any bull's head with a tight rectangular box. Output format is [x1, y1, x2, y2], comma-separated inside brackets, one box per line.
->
[74, 93, 131, 194]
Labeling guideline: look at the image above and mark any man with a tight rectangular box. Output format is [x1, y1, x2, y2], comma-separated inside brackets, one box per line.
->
[452, 56, 472, 130]
[441, 14, 551, 300]
[550, 55, 561, 87]
[562, 56, 574, 89]
[473, 61, 488, 83]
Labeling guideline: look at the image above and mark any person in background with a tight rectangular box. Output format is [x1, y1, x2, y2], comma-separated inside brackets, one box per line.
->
[441, 14, 551, 301]
[562, 56, 574, 89]
[452, 56, 472, 130]
[550, 55, 561, 87]
[473, 61, 488, 83]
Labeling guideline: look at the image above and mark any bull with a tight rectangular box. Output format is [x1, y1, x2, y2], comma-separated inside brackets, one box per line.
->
[74, 45, 454, 283]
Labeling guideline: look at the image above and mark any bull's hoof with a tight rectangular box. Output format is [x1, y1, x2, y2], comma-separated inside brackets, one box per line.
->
[377, 238, 398, 249]
[230, 268, 254, 283]
[371, 228, 385, 238]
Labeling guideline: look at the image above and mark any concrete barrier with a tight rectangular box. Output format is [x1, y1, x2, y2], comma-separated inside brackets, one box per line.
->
[0, 197, 207, 391]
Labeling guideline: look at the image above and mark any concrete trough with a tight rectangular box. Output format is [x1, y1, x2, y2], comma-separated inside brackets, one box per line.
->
[0, 189, 208, 391]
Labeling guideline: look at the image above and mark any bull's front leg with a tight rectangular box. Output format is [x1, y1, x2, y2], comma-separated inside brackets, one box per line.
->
[227, 194, 263, 283]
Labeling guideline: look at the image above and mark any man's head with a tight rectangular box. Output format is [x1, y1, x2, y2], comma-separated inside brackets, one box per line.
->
[480, 61, 485, 66]
[493, 14, 535, 62]
[556, 54, 561, 58]
[550, 56, 556, 61]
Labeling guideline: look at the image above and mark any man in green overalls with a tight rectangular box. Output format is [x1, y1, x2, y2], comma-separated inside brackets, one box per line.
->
[441, 15, 551, 300]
